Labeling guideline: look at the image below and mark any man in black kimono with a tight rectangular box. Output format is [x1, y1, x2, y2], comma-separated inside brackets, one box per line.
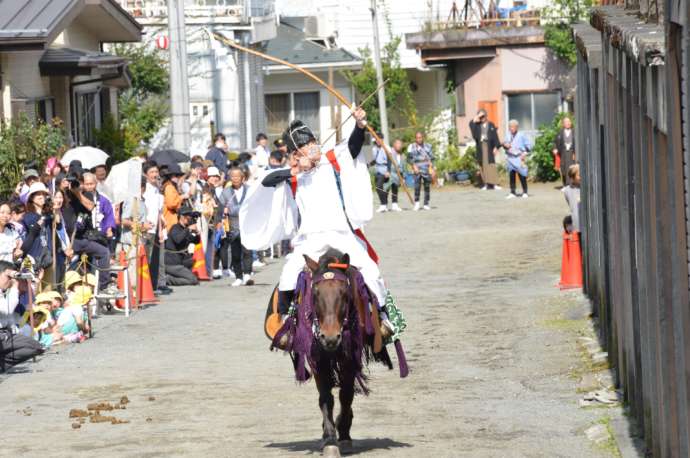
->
[469, 109, 502, 190]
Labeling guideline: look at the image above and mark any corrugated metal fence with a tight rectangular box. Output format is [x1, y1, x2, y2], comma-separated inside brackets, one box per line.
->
[574, 3, 690, 456]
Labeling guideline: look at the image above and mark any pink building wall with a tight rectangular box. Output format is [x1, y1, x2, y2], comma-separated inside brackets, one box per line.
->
[454, 45, 573, 143]
[455, 54, 503, 142]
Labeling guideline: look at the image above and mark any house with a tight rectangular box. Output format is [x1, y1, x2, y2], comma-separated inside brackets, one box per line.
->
[262, 19, 362, 147]
[0, 0, 142, 145]
[405, 0, 574, 143]
[275, 1, 455, 136]
[116, 0, 277, 154]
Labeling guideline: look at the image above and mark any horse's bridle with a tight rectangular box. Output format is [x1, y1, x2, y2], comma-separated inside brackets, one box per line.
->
[311, 268, 351, 339]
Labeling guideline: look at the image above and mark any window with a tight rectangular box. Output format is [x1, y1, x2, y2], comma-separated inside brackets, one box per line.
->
[265, 93, 290, 143]
[75, 91, 99, 145]
[35, 98, 54, 123]
[533, 92, 561, 128]
[294, 92, 319, 137]
[505, 91, 561, 136]
[264, 91, 320, 144]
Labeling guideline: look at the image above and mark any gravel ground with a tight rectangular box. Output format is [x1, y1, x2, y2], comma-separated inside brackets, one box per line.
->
[0, 183, 618, 457]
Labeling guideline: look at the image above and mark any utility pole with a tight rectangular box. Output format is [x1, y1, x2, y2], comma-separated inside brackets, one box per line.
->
[167, 0, 191, 153]
[370, 0, 390, 143]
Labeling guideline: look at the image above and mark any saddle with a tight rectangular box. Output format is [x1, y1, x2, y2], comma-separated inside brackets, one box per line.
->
[264, 287, 283, 341]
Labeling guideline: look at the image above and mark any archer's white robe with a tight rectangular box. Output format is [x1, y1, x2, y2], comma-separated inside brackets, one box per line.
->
[239, 141, 386, 304]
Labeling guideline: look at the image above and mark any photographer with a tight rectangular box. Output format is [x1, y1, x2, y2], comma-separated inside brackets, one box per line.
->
[62, 162, 115, 295]
[0, 261, 44, 370]
[164, 206, 200, 286]
[20, 182, 53, 276]
[82, 172, 116, 249]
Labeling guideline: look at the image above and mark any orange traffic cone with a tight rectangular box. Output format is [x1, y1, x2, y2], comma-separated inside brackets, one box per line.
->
[192, 243, 210, 281]
[116, 250, 134, 310]
[137, 244, 159, 305]
[559, 231, 583, 289]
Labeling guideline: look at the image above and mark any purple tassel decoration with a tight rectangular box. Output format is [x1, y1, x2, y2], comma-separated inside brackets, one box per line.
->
[394, 339, 409, 378]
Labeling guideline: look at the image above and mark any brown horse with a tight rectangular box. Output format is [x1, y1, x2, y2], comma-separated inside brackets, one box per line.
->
[270, 248, 404, 457]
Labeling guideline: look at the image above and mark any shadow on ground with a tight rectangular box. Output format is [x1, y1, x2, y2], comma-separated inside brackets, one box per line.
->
[264, 437, 412, 455]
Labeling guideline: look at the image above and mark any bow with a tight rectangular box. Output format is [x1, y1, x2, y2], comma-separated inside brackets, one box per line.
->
[207, 31, 414, 205]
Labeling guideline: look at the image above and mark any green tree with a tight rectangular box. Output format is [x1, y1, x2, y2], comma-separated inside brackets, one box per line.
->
[112, 44, 169, 97]
[94, 44, 169, 161]
[528, 111, 571, 182]
[0, 115, 67, 198]
[542, 0, 593, 66]
[343, 36, 417, 133]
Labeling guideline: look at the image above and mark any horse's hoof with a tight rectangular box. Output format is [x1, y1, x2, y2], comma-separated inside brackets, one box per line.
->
[338, 439, 353, 454]
[322, 445, 341, 458]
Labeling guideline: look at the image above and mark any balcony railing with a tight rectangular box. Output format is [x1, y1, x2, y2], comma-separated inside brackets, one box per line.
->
[426, 6, 543, 31]
[117, 0, 274, 20]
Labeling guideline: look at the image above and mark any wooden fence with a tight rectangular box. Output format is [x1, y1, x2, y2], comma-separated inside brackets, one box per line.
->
[574, 3, 690, 456]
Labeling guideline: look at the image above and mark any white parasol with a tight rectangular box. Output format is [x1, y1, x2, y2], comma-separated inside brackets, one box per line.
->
[60, 146, 109, 170]
[105, 158, 142, 205]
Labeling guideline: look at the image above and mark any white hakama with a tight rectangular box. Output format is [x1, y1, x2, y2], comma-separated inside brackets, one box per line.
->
[239, 141, 386, 304]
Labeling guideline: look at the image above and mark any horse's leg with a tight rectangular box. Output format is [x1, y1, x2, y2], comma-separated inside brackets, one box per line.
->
[315, 373, 337, 448]
[336, 369, 355, 450]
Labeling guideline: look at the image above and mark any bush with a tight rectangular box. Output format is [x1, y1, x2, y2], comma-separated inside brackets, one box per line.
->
[0, 115, 68, 198]
[528, 112, 571, 182]
[436, 144, 478, 181]
[92, 43, 170, 160]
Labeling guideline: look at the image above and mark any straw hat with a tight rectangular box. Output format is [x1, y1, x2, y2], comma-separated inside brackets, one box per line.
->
[70, 289, 93, 307]
[65, 271, 96, 289]
[21, 305, 51, 332]
[35, 291, 62, 305]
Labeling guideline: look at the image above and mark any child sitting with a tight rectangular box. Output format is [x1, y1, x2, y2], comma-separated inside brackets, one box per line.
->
[32, 291, 66, 346]
[55, 289, 91, 342]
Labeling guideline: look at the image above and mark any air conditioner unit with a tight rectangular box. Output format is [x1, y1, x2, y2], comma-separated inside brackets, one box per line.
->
[302, 15, 334, 39]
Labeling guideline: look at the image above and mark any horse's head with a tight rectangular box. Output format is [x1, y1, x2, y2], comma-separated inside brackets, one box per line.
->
[304, 250, 352, 353]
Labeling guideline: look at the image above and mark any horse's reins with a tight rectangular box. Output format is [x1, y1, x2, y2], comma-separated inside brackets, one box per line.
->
[310, 263, 351, 338]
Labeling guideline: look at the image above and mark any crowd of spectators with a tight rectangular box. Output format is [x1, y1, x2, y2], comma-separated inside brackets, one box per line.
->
[0, 132, 297, 370]
[0, 123, 448, 367]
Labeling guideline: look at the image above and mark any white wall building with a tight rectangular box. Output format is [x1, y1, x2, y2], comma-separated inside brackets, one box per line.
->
[274, 0, 457, 138]
[117, 0, 277, 154]
[262, 19, 361, 150]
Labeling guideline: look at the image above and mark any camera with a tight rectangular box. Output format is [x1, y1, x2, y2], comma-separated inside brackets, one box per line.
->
[66, 163, 83, 189]
[42, 197, 53, 216]
[12, 271, 34, 280]
[67, 172, 81, 189]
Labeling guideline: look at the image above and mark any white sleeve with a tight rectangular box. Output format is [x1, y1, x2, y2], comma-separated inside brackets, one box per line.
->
[334, 141, 373, 229]
[239, 170, 297, 250]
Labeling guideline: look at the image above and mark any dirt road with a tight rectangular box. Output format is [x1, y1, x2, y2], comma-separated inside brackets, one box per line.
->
[0, 184, 616, 457]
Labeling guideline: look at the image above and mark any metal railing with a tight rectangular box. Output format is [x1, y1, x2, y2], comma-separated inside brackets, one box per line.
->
[117, 0, 273, 19]
[425, 6, 542, 31]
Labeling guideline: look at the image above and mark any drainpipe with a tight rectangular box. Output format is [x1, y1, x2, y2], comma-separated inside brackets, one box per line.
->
[243, 42, 252, 150]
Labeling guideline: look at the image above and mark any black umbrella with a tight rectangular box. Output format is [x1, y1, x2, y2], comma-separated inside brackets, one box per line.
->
[150, 149, 189, 166]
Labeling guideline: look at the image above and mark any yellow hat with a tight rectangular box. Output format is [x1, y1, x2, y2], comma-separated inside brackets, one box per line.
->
[65, 271, 96, 289]
[64, 271, 81, 289]
[34, 291, 62, 305]
[70, 289, 93, 307]
[21, 306, 51, 332]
